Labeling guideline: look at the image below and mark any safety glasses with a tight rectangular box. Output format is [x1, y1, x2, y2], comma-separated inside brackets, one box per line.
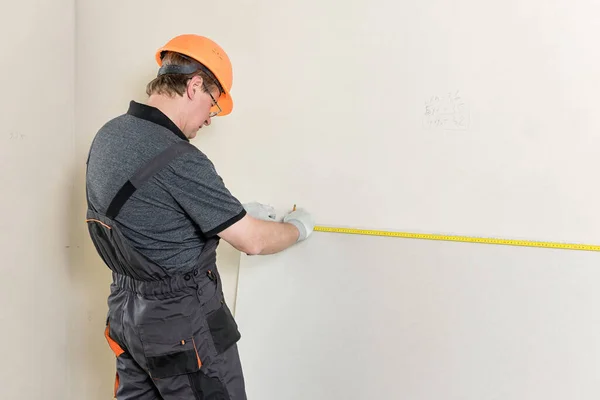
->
[204, 83, 222, 118]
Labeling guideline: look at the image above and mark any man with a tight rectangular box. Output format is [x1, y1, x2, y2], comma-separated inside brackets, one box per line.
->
[85, 33, 314, 399]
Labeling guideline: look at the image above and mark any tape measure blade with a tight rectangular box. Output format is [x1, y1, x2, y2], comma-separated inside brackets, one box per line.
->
[313, 225, 600, 252]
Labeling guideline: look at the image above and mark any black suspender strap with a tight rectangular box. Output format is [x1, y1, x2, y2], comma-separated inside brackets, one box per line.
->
[106, 141, 197, 219]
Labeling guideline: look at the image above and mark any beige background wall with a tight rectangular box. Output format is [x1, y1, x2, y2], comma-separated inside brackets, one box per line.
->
[1, 0, 75, 399]
[1, 1, 248, 399]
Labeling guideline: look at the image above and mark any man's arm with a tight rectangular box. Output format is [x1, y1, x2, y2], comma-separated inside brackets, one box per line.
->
[162, 151, 314, 253]
[218, 214, 301, 255]
[218, 206, 314, 255]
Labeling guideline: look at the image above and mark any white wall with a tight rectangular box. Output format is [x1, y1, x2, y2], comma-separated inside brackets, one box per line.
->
[0, 0, 75, 399]
[227, 0, 600, 398]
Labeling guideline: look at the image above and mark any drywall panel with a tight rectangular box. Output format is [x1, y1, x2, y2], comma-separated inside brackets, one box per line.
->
[236, 234, 600, 399]
[0, 0, 75, 399]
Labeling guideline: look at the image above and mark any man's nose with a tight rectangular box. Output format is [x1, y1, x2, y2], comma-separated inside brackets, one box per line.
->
[204, 117, 212, 126]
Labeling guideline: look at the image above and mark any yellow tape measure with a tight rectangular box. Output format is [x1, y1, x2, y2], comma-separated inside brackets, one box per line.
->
[313, 225, 600, 252]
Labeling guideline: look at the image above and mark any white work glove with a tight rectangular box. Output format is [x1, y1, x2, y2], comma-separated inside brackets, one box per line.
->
[283, 207, 315, 241]
[243, 202, 277, 221]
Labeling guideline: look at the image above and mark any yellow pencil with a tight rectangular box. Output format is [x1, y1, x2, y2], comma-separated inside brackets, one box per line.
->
[293, 204, 296, 212]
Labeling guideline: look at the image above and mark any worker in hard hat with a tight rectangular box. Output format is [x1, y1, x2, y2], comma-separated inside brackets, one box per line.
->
[85, 34, 314, 399]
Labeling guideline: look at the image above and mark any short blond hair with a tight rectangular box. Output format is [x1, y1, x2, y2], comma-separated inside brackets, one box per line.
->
[146, 52, 222, 97]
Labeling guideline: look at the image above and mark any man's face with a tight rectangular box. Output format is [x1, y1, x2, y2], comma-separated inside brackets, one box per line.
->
[186, 78, 221, 139]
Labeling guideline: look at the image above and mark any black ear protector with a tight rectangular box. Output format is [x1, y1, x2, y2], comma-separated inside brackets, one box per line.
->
[156, 53, 224, 95]
[157, 64, 201, 76]
[157, 53, 203, 76]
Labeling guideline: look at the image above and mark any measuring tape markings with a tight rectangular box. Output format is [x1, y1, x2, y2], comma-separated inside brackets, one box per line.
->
[313, 225, 600, 252]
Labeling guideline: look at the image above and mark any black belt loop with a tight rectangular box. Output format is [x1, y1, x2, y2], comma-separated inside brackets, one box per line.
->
[207, 269, 217, 283]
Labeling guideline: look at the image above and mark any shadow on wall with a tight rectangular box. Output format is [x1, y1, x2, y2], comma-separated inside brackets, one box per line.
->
[67, 152, 115, 400]
[215, 241, 243, 315]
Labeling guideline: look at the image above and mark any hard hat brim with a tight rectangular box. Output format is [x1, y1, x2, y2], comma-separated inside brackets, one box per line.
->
[214, 91, 233, 116]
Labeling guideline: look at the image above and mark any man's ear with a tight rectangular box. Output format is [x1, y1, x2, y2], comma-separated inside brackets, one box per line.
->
[187, 75, 204, 99]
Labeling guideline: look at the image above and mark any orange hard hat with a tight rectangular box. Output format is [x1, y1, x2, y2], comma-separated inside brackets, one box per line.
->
[155, 34, 234, 116]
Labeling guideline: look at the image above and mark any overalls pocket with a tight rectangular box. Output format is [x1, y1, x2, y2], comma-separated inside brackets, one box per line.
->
[202, 269, 241, 355]
[206, 301, 241, 355]
[139, 316, 202, 379]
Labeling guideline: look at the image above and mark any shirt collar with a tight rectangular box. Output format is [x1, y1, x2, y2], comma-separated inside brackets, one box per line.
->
[126, 101, 189, 142]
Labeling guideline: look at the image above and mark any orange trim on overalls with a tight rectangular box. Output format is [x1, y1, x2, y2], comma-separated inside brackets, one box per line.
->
[192, 338, 203, 368]
[104, 325, 125, 357]
[86, 218, 112, 230]
[114, 373, 120, 398]
[105, 325, 125, 398]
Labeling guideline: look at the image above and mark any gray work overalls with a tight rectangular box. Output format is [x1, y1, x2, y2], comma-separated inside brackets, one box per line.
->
[85, 141, 246, 399]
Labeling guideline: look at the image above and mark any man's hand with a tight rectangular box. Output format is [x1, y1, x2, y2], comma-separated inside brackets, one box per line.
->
[283, 207, 315, 241]
[219, 203, 315, 255]
[243, 201, 277, 221]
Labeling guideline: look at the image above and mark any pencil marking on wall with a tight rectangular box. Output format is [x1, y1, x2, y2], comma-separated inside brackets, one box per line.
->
[423, 91, 470, 130]
[8, 132, 26, 141]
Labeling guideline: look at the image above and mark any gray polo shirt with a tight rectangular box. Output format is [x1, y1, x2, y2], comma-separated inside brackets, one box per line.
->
[86, 101, 246, 274]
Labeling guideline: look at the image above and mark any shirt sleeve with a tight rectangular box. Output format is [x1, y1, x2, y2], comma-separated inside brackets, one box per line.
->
[162, 150, 246, 237]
